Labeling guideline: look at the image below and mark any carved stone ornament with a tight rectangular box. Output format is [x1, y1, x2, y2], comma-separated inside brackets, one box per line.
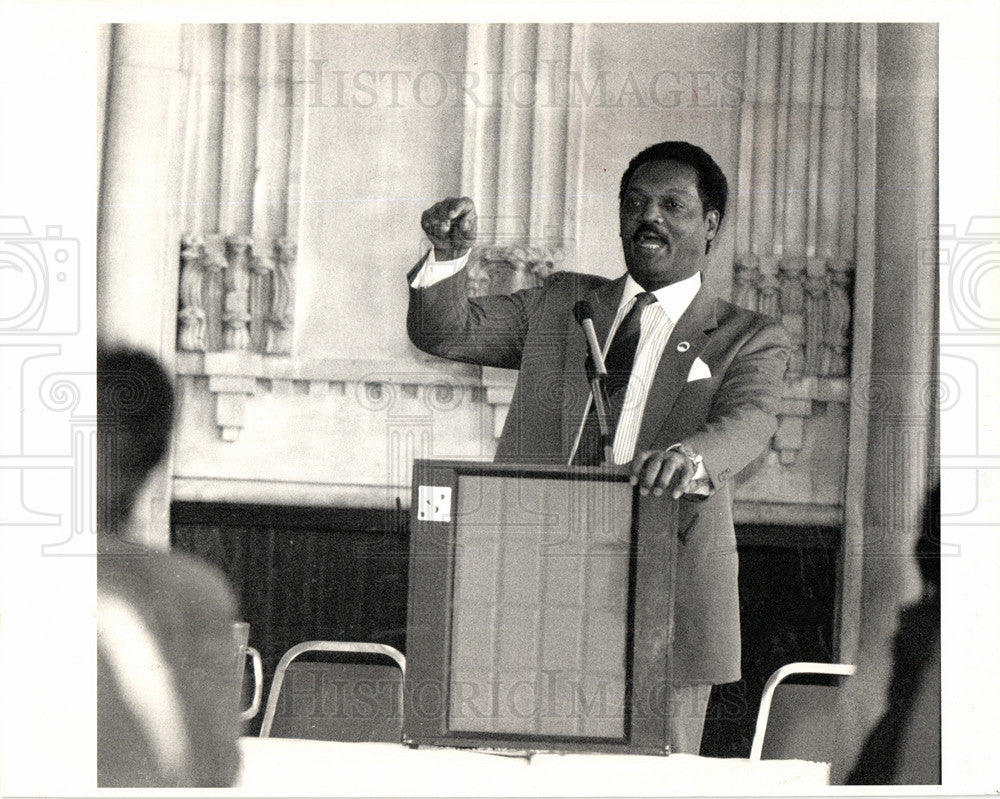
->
[267, 237, 297, 354]
[466, 244, 562, 297]
[178, 235, 209, 352]
[222, 235, 253, 351]
[178, 233, 297, 357]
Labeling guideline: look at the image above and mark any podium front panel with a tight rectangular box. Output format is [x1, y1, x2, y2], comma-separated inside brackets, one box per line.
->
[405, 460, 676, 755]
[448, 472, 631, 739]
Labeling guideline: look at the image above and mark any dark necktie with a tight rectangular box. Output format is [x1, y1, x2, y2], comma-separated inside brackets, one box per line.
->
[574, 292, 657, 465]
[604, 292, 657, 398]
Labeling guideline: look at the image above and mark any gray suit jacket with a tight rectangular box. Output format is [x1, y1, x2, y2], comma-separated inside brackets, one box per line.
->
[407, 258, 790, 684]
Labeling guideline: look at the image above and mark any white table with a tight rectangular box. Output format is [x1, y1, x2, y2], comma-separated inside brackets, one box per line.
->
[235, 736, 830, 796]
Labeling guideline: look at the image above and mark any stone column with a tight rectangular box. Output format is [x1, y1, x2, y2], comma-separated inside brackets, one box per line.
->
[97, 24, 188, 548]
[460, 22, 579, 256]
[460, 23, 581, 436]
[734, 23, 860, 378]
[831, 23, 938, 783]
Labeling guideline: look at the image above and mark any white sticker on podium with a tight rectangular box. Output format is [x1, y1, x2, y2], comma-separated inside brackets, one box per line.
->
[417, 486, 451, 522]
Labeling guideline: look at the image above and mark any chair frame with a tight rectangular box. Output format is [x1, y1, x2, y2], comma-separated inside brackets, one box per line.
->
[258, 641, 406, 738]
[240, 645, 263, 721]
[749, 661, 856, 761]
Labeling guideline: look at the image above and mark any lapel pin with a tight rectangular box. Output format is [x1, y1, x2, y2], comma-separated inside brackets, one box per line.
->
[677, 341, 690, 352]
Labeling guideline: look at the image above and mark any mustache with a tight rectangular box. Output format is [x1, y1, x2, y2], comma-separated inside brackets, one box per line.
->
[632, 224, 669, 243]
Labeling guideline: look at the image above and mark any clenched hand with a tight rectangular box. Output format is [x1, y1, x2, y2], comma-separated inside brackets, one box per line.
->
[421, 196, 477, 261]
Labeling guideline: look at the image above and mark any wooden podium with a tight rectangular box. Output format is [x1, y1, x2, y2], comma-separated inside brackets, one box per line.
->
[403, 460, 678, 755]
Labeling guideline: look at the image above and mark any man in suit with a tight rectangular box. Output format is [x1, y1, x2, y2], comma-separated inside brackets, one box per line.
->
[407, 141, 790, 753]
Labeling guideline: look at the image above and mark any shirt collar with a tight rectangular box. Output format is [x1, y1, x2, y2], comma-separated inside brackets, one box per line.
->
[619, 272, 701, 323]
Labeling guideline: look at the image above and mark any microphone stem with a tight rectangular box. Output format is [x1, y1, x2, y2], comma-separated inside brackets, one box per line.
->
[589, 374, 613, 466]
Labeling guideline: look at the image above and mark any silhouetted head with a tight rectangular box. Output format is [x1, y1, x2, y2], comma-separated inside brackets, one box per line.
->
[97, 344, 174, 534]
[915, 482, 940, 596]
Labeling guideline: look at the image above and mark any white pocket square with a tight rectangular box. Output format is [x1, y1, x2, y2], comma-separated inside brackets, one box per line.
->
[686, 357, 711, 382]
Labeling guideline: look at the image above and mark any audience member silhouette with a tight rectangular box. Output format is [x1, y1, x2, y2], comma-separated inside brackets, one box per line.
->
[847, 483, 941, 784]
[97, 344, 242, 787]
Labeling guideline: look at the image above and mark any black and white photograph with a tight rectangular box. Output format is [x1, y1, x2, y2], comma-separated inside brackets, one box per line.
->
[0, 1, 998, 795]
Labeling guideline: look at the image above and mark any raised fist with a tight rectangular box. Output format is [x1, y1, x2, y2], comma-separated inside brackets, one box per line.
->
[421, 196, 477, 261]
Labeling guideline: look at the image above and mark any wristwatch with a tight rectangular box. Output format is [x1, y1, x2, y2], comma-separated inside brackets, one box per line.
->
[669, 443, 703, 472]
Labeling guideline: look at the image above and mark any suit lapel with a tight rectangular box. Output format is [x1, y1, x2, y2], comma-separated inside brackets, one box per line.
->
[635, 287, 719, 452]
[589, 277, 624, 348]
[560, 276, 627, 458]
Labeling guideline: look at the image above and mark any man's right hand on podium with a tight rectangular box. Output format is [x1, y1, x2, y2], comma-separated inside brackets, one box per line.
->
[630, 448, 699, 499]
[421, 196, 477, 261]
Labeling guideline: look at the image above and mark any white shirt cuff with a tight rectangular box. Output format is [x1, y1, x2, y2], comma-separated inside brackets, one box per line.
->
[410, 248, 471, 288]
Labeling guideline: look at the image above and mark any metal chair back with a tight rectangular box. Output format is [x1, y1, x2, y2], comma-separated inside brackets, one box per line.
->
[749, 661, 856, 761]
[259, 641, 405, 741]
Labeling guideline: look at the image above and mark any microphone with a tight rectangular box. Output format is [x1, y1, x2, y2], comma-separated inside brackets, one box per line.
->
[571, 300, 613, 467]
[573, 300, 607, 377]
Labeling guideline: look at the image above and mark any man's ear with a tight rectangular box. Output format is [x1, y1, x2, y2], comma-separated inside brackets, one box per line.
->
[704, 209, 720, 242]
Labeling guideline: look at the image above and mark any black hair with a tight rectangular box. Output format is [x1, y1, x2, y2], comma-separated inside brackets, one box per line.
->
[97, 344, 175, 531]
[619, 141, 728, 253]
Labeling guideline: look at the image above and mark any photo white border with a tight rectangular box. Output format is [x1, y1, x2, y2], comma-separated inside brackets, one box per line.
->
[1, 0, 997, 794]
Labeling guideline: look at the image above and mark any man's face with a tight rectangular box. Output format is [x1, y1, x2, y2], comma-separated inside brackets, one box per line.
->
[619, 159, 719, 291]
